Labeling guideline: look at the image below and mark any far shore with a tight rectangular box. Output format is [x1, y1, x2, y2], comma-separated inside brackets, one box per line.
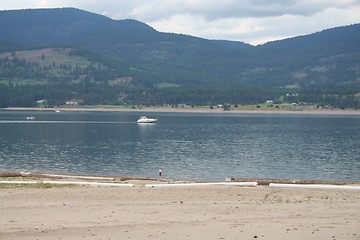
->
[2, 106, 360, 115]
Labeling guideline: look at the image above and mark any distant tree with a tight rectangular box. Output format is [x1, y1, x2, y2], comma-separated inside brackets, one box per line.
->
[223, 104, 230, 111]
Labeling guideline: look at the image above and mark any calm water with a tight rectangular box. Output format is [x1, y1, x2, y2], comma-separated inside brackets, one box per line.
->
[0, 110, 359, 181]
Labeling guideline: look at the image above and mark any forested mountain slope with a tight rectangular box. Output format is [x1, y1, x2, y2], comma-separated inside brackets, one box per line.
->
[0, 8, 359, 108]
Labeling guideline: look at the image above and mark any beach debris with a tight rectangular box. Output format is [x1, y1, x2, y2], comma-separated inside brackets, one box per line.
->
[41, 173, 115, 181]
[144, 182, 258, 187]
[0, 180, 134, 187]
[269, 183, 360, 190]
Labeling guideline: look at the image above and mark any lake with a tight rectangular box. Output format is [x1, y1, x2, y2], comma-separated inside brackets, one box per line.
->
[0, 110, 359, 181]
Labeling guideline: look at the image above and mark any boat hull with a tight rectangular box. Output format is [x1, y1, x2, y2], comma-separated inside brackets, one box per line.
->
[137, 116, 158, 123]
[137, 119, 158, 123]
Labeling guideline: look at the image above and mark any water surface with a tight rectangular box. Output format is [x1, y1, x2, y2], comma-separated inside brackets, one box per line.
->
[0, 110, 359, 181]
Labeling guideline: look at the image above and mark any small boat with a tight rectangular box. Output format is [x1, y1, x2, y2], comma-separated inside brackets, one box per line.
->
[26, 116, 36, 120]
[137, 116, 158, 123]
[55, 110, 61, 113]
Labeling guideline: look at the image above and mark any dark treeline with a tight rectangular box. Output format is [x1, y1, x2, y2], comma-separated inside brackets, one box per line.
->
[1, 83, 359, 109]
[0, 83, 123, 108]
[126, 85, 284, 105]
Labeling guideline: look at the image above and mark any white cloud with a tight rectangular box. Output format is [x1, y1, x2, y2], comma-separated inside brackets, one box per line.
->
[142, 0, 360, 45]
[0, 0, 359, 45]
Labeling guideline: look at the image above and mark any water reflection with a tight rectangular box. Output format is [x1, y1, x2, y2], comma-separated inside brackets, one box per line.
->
[0, 111, 359, 181]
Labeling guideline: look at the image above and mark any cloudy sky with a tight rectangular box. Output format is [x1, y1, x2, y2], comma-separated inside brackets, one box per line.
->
[1, 0, 360, 45]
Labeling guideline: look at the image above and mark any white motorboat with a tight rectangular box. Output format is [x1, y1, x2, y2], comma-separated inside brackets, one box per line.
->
[26, 116, 36, 120]
[137, 116, 158, 123]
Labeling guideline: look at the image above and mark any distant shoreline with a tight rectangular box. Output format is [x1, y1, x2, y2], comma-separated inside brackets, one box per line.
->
[2, 106, 360, 115]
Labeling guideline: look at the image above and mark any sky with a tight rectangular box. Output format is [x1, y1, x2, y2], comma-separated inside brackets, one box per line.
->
[1, 0, 360, 45]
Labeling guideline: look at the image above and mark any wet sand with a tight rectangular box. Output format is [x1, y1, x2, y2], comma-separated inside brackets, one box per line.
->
[1, 185, 359, 240]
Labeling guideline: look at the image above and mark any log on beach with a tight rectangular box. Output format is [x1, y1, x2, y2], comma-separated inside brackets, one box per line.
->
[0, 172, 23, 177]
[232, 177, 360, 186]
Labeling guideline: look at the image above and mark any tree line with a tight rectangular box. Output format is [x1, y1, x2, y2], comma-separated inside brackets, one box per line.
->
[1, 82, 359, 109]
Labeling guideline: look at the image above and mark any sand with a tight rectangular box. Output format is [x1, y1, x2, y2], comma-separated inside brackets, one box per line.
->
[1, 185, 359, 240]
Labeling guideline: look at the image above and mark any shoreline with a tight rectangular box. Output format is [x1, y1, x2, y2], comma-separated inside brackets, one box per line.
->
[2, 106, 360, 115]
[1, 171, 359, 186]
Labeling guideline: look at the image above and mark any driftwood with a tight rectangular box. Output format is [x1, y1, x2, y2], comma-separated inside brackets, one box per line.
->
[231, 178, 359, 185]
[1, 172, 358, 185]
[0, 172, 169, 182]
[0, 172, 23, 177]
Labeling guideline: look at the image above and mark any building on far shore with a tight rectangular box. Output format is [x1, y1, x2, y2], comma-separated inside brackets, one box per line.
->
[65, 99, 81, 105]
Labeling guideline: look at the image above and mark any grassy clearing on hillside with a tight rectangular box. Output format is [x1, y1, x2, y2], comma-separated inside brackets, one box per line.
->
[156, 82, 180, 88]
[0, 79, 46, 86]
[0, 48, 92, 67]
[284, 84, 300, 89]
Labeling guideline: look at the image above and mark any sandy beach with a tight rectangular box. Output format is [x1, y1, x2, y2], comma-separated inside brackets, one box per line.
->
[1, 184, 359, 240]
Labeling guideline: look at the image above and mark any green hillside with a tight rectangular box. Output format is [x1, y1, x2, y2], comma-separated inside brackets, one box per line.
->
[0, 48, 129, 85]
[0, 8, 359, 108]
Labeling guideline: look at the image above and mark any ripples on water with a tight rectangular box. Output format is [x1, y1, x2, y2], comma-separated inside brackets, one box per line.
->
[0, 110, 359, 181]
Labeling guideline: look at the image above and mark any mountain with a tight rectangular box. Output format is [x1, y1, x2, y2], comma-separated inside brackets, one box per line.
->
[0, 8, 256, 84]
[0, 8, 359, 108]
[0, 8, 250, 63]
[0, 8, 154, 46]
[253, 24, 360, 87]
